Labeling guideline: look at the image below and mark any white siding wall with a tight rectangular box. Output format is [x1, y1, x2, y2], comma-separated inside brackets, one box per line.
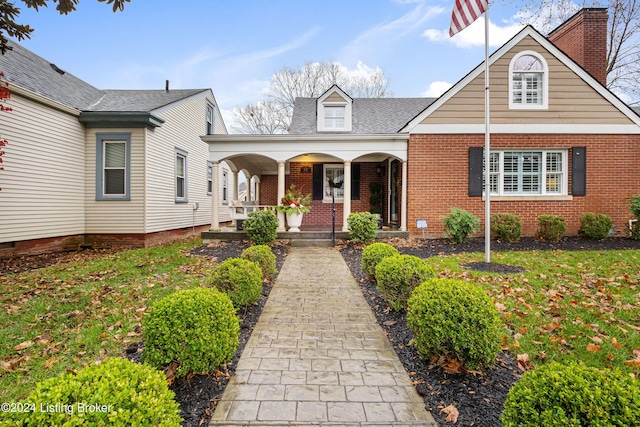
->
[84, 128, 146, 233]
[0, 94, 85, 243]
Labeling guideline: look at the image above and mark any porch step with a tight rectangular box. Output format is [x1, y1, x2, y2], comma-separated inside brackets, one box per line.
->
[290, 238, 334, 247]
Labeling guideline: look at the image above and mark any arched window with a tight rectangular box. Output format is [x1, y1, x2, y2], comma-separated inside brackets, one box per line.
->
[509, 51, 548, 109]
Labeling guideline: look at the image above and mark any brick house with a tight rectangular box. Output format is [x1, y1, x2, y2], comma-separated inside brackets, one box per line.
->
[204, 8, 640, 238]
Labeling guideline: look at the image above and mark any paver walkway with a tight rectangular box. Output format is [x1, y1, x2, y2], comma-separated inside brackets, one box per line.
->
[209, 247, 437, 426]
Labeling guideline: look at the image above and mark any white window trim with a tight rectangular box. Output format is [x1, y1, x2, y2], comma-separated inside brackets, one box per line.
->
[206, 103, 215, 135]
[323, 164, 345, 203]
[207, 162, 213, 195]
[175, 148, 188, 202]
[486, 149, 568, 197]
[509, 50, 549, 110]
[96, 133, 131, 201]
[222, 170, 229, 205]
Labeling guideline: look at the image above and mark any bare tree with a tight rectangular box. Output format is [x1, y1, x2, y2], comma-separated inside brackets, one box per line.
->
[232, 61, 392, 134]
[516, 0, 640, 104]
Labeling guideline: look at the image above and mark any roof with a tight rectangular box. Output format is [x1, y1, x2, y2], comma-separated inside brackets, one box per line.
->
[0, 40, 207, 113]
[290, 97, 436, 134]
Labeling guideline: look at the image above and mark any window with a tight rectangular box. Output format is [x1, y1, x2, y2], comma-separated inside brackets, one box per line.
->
[175, 149, 187, 202]
[96, 133, 130, 200]
[222, 171, 228, 204]
[207, 163, 213, 194]
[324, 164, 344, 200]
[484, 150, 566, 196]
[206, 104, 215, 134]
[509, 51, 548, 109]
[324, 106, 345, 129]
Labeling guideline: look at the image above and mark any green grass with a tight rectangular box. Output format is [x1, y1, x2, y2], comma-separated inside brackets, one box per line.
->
[0, 238, 219, 402]
[423, 249, 640, 374]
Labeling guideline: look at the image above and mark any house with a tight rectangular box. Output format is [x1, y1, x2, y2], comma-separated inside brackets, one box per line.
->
[0, 40, 236, 256]
[203, 8, 640, 238]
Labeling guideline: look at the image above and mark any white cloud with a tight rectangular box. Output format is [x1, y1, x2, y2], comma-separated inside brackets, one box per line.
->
[423, 16, 524, 48]
[421, 81, 452, 97]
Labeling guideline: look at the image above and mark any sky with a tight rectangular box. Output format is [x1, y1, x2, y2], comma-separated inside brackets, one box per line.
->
[9, 0, 554, 132]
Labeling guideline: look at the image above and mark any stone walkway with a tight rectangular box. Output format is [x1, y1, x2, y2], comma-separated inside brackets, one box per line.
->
[209, 247, 437, 426]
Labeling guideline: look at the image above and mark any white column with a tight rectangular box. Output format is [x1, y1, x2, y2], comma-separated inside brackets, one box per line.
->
[342, 161, 351, 231]
[232, 171, 239, 202]
[277, 161, 286, 231]
[210, 161, 220, 231]
[256, 181, 261, 204]
[401, 160, 408, 232]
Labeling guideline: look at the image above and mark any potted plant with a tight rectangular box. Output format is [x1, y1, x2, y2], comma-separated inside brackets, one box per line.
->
[276, 184, 311, 232]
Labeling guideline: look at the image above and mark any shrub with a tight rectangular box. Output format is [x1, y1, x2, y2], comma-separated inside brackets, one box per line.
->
[347, 212, 378, 244]
[536, 214, 566, 241]
[580, 212, 613, 240]
[209, 258, 263, 308]
[375, 254, 434, 310]
[143, 287, 239, 377]
[630, 194, 640, 218]
[6, 357, 182, 426]
[241, 244, 276, 280]
[361, 242, 399, 278]
[501, 363, 640, 427]
[490, 213, 522, 242]
[631, 220, 640, 240]
[443, 207, 480, 243]
[243, 209, 278, 245]
[407, 278, 503, 369]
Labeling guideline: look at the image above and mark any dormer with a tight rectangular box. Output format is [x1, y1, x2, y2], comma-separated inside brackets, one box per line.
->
[317, 85, 352, 132]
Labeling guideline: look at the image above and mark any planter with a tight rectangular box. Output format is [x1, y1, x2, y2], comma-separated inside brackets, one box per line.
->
[286, 212, 303, 232]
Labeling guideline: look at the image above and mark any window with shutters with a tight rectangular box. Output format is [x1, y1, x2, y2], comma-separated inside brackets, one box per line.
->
[324, 164, 344, 201]
[96, 133, 131, 200]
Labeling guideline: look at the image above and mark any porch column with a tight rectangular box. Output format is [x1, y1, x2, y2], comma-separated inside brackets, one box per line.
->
[277, 161, 286, 231]
[342, 161, 351, 231]
[232, 171, 239, 202]
[210, 161, 220, 231]
[255, 180, 261, 203]
[401, 160, 408, 232]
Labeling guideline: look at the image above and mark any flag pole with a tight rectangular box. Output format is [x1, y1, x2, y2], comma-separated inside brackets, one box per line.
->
[483, 5, 491, 263]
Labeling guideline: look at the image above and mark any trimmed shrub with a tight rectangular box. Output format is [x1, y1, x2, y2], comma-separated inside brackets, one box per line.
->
[375, 254, 434, 311]
[347, 212, 378, 244]
[631, 220, 640, 240]
[630, 194, 640, 218]
[501, 362, 640, 427]
[407, 278, 503, 369]
[243, 209, 278, 245]
[443, 207, 480, 243]
[6, 357, 182, 426]
[361, 242, 399, 278]
[143, 287, 239, 377]
[209, 258, 262, 308]
[536, 214, 566, 241]
[241, 244, 276, 280]
[490, 213, 522, 242]
[580, 212, 613, 240]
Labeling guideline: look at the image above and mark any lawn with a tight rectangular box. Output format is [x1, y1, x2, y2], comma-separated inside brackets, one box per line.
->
[0, 238, 218, 403]
[422, 249, 640, 374]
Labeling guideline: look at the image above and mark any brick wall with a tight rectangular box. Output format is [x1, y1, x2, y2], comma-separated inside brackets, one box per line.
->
[408, 133, 640, 238]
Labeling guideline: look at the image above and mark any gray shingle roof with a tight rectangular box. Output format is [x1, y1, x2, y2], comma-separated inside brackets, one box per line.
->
[290, 97, 436, 134]
[0, 40, 206, 112]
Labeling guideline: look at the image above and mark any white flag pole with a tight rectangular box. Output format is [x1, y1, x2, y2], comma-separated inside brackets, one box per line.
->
[484, 5, 491, 263]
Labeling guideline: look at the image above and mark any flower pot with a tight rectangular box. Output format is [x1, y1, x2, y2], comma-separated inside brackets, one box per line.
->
[286, 212, 303, 232]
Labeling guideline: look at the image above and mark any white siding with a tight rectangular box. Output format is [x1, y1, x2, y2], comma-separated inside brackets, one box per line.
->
[84, 128, 146, 233]
[0, 94, 85, 243]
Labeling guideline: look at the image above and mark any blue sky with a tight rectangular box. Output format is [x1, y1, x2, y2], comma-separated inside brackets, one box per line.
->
[11, 0, 545, 130]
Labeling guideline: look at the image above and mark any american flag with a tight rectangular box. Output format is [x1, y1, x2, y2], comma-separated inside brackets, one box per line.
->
[449, 0, 488, 37]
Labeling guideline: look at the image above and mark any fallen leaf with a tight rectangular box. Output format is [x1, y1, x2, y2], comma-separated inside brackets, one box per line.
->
[441, 404, 459, 423]
[586, 343, 601, 353]
[14, 340, 33, 351]
[44, 357, 60, 370]
[591, 336, 604, 344]
[517, 353, 530, 371]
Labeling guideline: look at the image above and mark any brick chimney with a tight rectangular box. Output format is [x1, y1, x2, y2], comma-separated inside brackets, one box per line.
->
[548, 8, 608, 86]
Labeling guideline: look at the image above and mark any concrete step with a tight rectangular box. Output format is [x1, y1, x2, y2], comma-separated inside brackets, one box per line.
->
[290, 238, 334, 247]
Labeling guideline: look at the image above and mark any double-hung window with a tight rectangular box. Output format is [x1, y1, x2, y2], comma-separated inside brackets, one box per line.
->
[206, 104, 215, 134]
[207, 163, 213, 195]
[96, 133, 130, 200]
[175, 149, 188, 202]
[324, 106, 345, 129]
[222, 171, 228, 204]
[485, 150, 567, 196]
[509, 51, 548, 109]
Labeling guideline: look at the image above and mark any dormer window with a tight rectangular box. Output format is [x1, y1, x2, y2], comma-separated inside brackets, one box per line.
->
[509, 51, 548, 110]
[317, 85, 353, 132]
[324, 106, 345, 129]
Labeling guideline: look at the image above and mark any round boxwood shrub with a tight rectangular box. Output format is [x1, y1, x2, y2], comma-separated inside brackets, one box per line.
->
[443, 207, 480, 243]
[580, 212, 613, 240]
[241, 244, 276, 280]
[347, 212, 378, 244]
[6, 357, 181, 426]
[143, 287, 239, 377]
[501, 362, 640, 427]
[210, 258, 263, 308]
[491, 213, 522, 242]
[243, 209, 279, 245]
[536, 214, 566, 241]
[375, 254, 434, 311]
[407, 278, 503, 369]
[361, 242, 399, 278]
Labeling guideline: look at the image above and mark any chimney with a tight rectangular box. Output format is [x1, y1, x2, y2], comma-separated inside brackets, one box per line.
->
[548, 8, 608, 86]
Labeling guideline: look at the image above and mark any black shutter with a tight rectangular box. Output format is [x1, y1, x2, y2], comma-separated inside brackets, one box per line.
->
[468, 147, 484, 196]
[572, 147, 586, 196]
[351, 163, 360, 200]
[312, 164, 323, 200]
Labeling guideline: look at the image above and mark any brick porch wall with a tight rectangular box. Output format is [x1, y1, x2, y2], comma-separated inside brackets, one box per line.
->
[407, 134, 640, 238]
